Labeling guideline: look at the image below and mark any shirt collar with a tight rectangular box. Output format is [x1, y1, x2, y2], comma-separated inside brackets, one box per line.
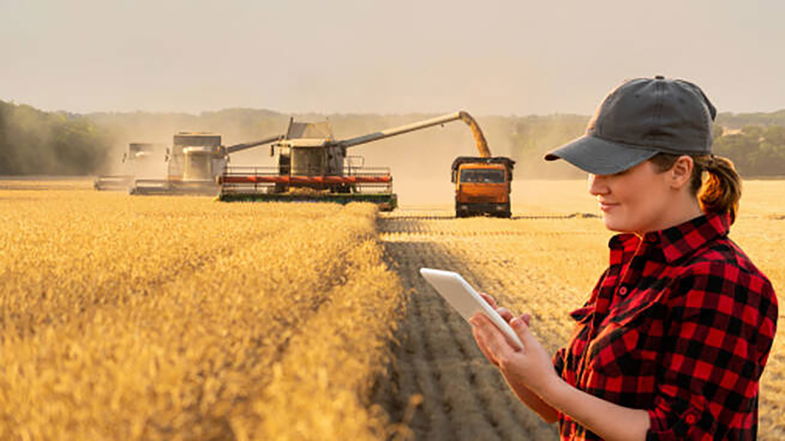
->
[608, 233, 639, 252]
[607, 212, 731, 263]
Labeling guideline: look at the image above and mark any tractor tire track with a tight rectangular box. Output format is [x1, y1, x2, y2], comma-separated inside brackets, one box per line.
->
[375, 213, 561, 441]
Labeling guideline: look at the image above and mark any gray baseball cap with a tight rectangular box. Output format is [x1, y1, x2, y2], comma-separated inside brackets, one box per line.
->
[544, 76, 717, 175]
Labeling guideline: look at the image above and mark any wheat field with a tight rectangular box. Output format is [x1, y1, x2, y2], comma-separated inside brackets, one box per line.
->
[0, 179, 405, 441]
[0, 178, 782, 440]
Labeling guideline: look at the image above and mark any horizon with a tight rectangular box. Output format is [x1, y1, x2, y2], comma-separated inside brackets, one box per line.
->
[4, 100, 785, 119]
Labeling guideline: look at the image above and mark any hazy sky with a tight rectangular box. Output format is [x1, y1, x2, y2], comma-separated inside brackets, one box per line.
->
[2, 0, 783, 115]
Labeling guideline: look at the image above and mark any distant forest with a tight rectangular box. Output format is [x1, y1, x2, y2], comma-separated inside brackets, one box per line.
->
[1, 99, 784, 177]
[0, 101, 110, 175]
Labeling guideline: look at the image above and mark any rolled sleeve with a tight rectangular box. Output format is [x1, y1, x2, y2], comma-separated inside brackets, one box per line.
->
[644, 268, 776, 440]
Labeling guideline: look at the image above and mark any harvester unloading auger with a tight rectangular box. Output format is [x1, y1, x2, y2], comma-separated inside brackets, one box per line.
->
[129, 132, 283, 196]
[218, 110, 510, 212]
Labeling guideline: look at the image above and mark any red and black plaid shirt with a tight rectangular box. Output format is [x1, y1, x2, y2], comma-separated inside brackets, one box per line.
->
[553, 213, 778, 440]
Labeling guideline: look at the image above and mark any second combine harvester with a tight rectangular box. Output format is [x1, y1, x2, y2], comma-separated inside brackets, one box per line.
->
[130, 132, 283, 195]
[219, 111, 515, 217]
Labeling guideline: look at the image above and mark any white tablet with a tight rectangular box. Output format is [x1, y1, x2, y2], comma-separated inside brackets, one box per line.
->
[419, 268, 524, 349]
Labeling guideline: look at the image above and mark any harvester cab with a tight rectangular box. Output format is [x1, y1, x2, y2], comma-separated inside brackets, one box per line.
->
[277, 119, 342, 176]
[94, 143, 162, 191]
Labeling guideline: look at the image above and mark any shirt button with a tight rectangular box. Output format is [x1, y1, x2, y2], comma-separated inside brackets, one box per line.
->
[685, 414, 697, 424]
[618, 287, 628, 296]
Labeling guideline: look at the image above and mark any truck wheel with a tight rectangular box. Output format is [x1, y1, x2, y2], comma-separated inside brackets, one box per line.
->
[495, 203, 511, 218]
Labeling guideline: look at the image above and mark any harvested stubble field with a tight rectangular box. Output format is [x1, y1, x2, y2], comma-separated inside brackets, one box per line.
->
[375, 179, 785, 441]
[0, 178, 783, 441]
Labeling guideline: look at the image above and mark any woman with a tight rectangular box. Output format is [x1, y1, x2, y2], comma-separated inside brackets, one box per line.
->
[470, 76, 778, 440]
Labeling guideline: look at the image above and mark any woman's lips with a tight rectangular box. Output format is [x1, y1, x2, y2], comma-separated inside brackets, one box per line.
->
[599, 202, 619, 212]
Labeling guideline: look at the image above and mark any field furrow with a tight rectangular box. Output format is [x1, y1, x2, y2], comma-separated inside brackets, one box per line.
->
[376, 215, 563, 441]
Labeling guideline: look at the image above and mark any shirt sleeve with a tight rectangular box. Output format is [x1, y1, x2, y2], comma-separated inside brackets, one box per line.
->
[645, 265, 778, 440]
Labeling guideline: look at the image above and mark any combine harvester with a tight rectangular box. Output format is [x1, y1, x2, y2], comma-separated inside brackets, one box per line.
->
[218, 111, 513, 214]
[94, 143, 163, 191]
[130, 132, 282, 195]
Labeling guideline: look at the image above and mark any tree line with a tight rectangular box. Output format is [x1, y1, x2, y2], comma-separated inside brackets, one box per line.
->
[0, 99, 783, 177]
[713, 125, 785, 177]
[0, 100, 111, 175]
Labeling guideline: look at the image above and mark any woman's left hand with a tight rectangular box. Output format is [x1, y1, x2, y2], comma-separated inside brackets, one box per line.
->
[469, 312, 561, 398]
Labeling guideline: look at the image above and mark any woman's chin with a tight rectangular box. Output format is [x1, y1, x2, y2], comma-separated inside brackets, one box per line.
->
[601, 215, 632, 233]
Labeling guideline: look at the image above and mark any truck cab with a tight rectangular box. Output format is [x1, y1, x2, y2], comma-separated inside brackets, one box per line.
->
[451, 156, 515, 218]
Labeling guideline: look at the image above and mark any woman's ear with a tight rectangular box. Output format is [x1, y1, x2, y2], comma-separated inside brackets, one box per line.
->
[669, 156, 694, 190]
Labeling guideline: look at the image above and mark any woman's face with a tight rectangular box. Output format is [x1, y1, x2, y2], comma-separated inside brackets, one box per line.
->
[588, 160, 675, 234]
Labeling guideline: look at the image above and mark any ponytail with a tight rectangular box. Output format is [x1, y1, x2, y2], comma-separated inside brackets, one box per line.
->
[694, 155, 741, 224]
[649, 153, 742, 224]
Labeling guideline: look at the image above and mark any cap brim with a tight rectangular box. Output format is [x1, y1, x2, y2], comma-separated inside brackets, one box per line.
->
[544, 135, 658, 175]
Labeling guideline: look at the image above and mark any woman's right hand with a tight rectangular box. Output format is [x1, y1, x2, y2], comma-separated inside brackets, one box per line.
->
[479, 292, 528, 325]
[475, 293, 531, 366]
[478, 292, 509, 319]
[472, 293, 560, 424]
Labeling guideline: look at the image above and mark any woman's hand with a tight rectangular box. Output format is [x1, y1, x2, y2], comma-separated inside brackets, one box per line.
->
[473, 293, 510, 366]
[469, 300, 560, 398]
[473, 293, 522, 366]
[470, 295, 650, 438]
[478, 293, 517, 322]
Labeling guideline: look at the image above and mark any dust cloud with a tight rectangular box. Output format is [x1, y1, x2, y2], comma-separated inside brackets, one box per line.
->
[325, 113, 587, 206]
[88, 110, 590, 206]
[92, 109, 291, 178]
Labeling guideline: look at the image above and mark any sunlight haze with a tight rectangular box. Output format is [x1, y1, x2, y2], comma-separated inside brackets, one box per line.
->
[1, 0, 783, 115]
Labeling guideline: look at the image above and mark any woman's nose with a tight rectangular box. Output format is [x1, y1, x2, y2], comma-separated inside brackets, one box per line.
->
[588, 174, 609, 196]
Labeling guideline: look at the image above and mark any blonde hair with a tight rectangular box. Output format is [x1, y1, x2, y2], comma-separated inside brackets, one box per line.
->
[649, 153, 742, 224]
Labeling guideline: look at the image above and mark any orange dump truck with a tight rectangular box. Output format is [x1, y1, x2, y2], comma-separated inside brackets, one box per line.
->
[451, 156, 515, 218]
